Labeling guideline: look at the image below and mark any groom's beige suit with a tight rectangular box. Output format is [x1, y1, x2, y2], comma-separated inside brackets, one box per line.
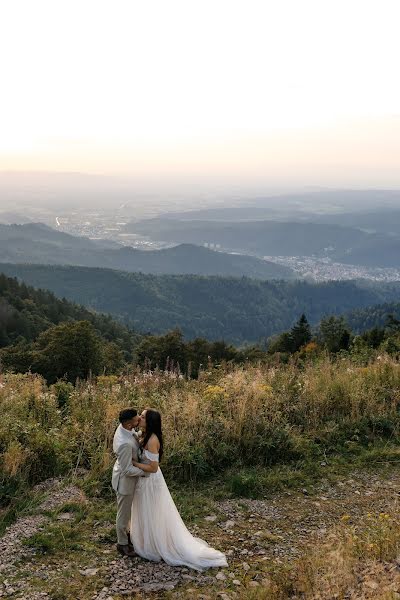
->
[112, 424, 144, 545]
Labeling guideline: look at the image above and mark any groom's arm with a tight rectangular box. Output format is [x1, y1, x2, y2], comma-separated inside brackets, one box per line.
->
[118, 443, 145, 477]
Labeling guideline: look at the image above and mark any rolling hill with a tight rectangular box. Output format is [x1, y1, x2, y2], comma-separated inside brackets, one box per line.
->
[343, 302, 400, 333]
[152, 190, 400, 222]
[126, 218, 369, 257]
[126, 218, 400, 267]
[313, 208, 400, 235]
[0, 223, 294, 279]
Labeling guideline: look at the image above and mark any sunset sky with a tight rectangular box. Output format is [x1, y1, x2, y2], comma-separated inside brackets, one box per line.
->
[1, 0, 400, 187]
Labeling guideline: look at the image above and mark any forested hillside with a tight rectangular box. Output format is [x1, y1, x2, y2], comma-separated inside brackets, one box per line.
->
[0, 273, 139, 382]
[0, 273, 136, 348]
[1, 263, 399, 344]
[345, 302, 400, 333]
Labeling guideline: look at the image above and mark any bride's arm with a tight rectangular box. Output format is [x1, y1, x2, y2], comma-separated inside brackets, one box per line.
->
[132, 437, 159, 473]
[132, 459, 158, 473]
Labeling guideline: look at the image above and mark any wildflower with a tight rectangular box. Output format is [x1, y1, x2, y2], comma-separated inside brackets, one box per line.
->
[341, 514, 351, 522]
[259, 384, 273, 394]
[304, 341, 318, 353]
[204, 385, 226, 397]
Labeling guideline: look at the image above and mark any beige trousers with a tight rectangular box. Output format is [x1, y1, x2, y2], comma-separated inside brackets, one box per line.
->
[116, 492, 134, 545]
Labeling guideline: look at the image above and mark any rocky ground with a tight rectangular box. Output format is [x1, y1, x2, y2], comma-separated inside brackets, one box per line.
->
[1, 466, 400, 599]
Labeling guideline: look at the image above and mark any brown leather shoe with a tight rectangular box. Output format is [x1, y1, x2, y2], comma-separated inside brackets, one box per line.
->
[116, 544, 136, 558]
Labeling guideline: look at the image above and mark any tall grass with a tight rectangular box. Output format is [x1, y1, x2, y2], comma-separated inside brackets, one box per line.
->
[1, 354, 400, 505]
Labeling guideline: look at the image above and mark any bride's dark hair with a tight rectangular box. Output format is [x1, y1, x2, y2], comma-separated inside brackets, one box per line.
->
[141, 408, 163, 462]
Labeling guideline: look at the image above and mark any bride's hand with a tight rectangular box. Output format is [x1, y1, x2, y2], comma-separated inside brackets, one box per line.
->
[132, 460, 141, 468]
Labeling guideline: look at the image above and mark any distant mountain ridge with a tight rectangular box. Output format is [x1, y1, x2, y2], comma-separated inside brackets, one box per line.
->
[126, 218, 369, 257]
[151, 190, 400, 222]
[126, 217, 400, 268]
[313, 208, 400, 235]
[0, 211, 32, 225]
[1, 262, 400, 344]
[0, 223, 294, 279]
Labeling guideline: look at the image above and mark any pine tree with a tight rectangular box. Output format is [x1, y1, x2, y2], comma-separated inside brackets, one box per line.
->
[290, 314, 312, 352]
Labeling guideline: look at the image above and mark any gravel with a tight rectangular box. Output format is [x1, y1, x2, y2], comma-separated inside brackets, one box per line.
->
[3, 468, 400, 598]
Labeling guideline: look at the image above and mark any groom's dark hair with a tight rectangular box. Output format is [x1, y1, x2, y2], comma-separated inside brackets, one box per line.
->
[119, 408, 137, 423]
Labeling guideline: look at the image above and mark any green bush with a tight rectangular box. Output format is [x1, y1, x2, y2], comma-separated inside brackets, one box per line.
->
[52, 381, 74, 411]
[228, 471, 265, 498]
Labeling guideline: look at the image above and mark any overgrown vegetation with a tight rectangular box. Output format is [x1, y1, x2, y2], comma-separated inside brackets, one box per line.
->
[2, 353, 400, 509]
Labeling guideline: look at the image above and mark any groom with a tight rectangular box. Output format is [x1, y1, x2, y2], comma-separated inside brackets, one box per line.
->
[112, 408, 145, 557]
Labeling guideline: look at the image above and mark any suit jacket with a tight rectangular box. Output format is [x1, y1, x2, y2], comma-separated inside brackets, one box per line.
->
[112, 424, 143, 495]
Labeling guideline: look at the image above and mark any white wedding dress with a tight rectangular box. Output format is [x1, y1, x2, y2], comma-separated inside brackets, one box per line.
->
[130, 449, 227, 571]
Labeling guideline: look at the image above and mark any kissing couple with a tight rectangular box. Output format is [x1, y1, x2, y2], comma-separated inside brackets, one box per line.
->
[112, 407, 228, 571]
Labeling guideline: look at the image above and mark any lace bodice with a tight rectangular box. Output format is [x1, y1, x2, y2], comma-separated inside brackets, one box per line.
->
[139, 447, 159, 464]
[144, 449, 159, 462]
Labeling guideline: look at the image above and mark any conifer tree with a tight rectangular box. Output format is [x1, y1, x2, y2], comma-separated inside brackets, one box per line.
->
[290, 314, 311, 352]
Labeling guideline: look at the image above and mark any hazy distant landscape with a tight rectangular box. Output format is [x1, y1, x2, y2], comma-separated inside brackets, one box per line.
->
[0, 223, 295, 279]
[1, 183, 400, 346]
[1, 182, 400, 282]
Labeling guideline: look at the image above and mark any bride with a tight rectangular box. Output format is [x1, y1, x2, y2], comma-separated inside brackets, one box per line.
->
[131, 408, 227, 571]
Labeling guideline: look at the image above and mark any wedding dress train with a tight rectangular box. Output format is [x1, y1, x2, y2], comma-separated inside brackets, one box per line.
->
[131, 449, 227, 571]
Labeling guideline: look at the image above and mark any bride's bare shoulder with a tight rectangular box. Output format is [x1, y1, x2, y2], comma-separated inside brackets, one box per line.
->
[147, 433, 160, 452]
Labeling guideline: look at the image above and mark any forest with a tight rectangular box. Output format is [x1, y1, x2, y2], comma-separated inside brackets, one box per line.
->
[1, 263, 400, 344]
[2, 272, 400, 384]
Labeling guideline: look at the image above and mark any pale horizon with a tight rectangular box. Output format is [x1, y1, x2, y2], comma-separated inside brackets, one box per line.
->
[1, 0, 400, 188]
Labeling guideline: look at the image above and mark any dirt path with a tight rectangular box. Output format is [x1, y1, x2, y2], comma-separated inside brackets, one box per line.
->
[1, 466, 400, 599]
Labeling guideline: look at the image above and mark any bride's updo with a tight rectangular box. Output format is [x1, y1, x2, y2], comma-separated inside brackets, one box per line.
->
[141, 408, 163, 462]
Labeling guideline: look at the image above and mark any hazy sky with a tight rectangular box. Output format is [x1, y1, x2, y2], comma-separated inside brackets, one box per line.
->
[1, 0, 400, 187]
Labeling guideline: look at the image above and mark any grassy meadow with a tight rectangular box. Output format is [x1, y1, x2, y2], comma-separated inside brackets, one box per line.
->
[2, 354, 400, 504]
